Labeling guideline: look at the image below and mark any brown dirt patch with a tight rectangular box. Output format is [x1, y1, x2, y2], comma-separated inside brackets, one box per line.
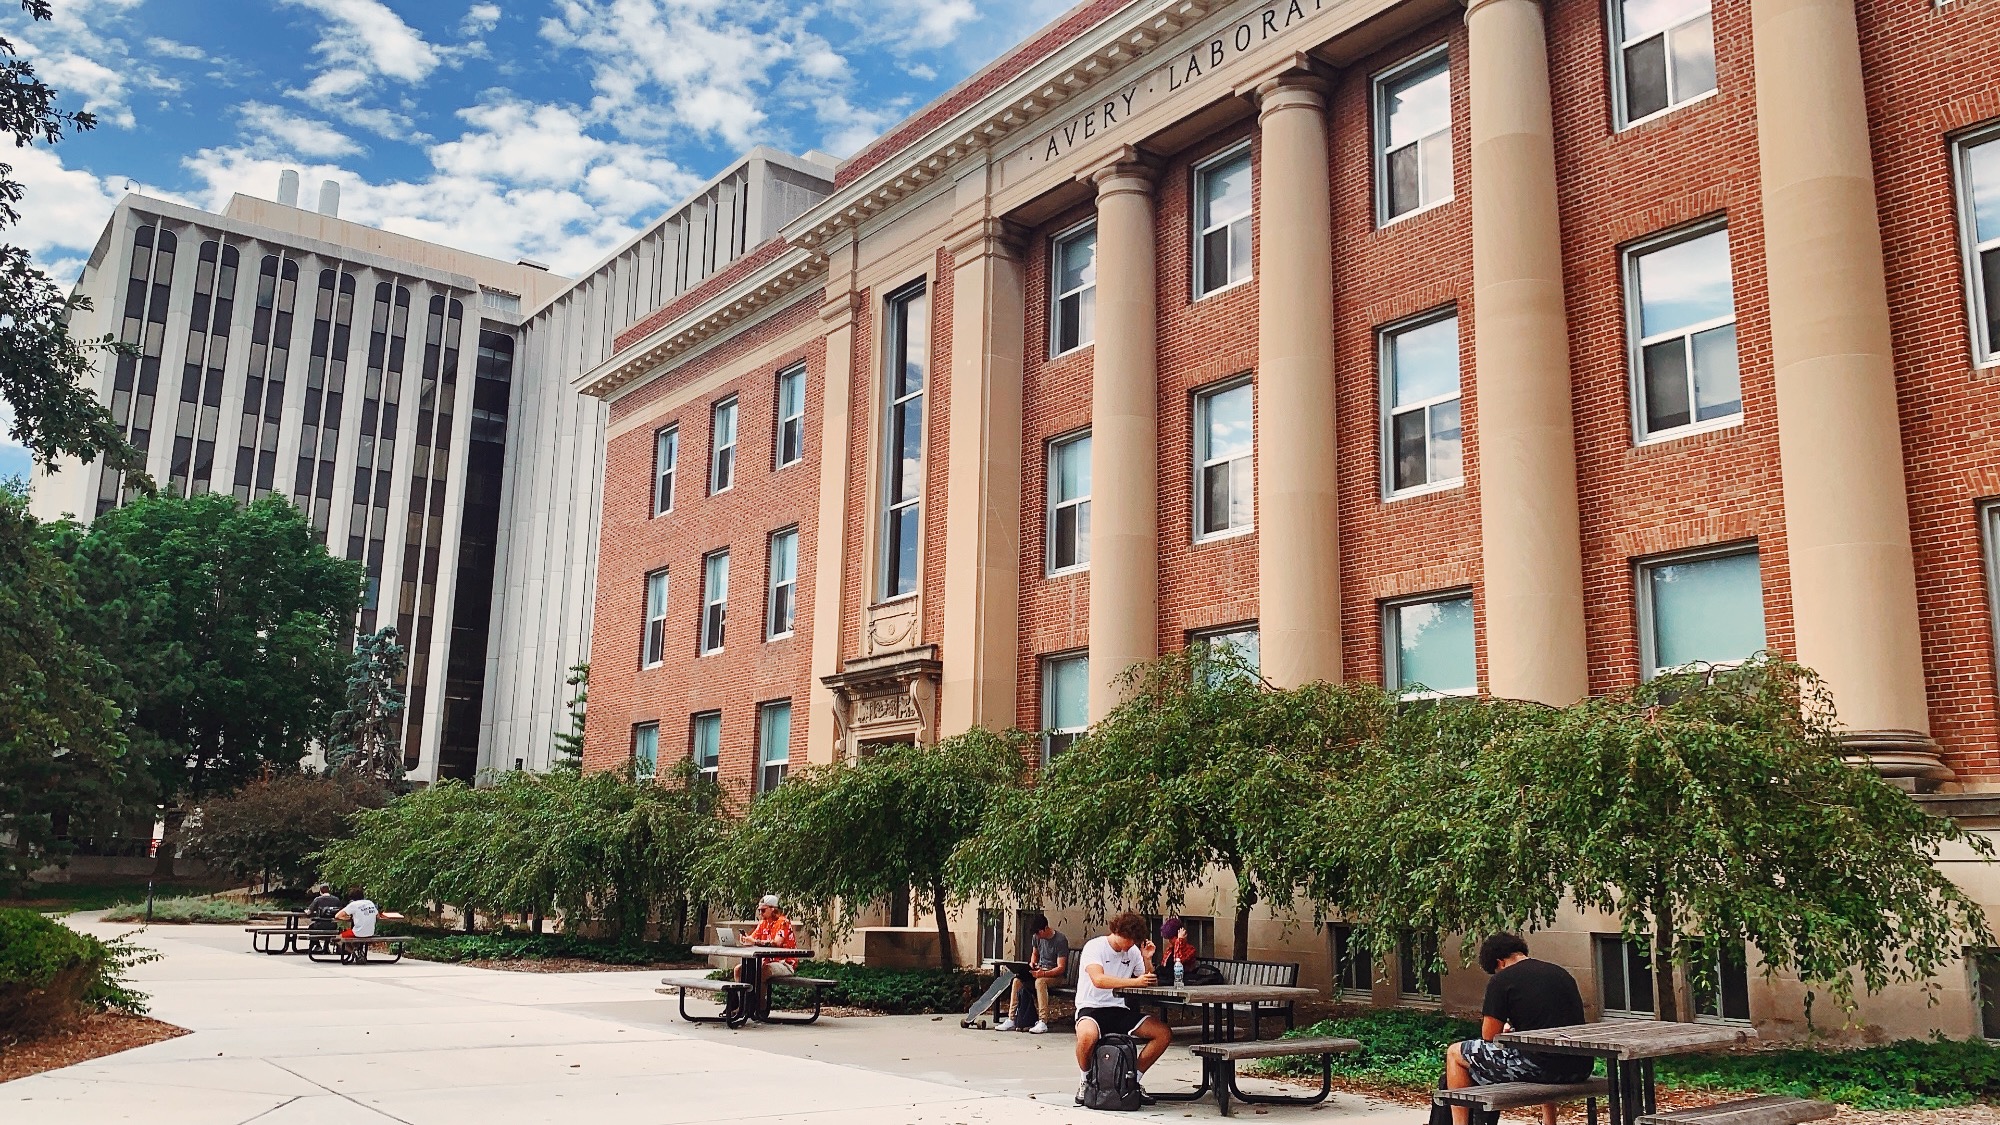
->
[0, 1012, 188, 1084]
[453, 958, 710, 973]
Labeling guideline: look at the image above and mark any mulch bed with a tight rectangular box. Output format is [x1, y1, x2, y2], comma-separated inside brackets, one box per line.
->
[0, 1012, 189, 1084]
[453, 958, 711, 974]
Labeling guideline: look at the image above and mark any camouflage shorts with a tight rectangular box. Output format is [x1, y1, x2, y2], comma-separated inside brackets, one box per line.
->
[1459, 1039, 1590, 1086]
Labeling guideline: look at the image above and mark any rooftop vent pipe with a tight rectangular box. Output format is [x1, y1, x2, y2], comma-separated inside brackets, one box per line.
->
[277, 169, 300, 208]
[318, 179, 340, 217]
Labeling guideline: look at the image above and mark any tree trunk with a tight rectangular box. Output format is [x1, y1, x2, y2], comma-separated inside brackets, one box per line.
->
[152, 807, 185, 878]
[695, 899, 710, 945]
[1233, 882, 1258, 961]
[931, 879, 955, 971]
[463, 904, 476, 934]
[530, 907, 543, 934]
[1652, 895, 1683, 1022]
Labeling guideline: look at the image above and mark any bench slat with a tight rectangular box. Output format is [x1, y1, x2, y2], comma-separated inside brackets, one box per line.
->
[1190, 1036, 1362, 1062]
[777, 977, 836, 987]
[1435, 1079, 1612, 1111]
[1637, 1097, 1836, 1125]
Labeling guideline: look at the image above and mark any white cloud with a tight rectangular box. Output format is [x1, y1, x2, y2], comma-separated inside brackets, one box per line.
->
[237, 102, 363, 159]
[826, 0, 978, 53]
[146, 37, 209, 61]
[461, 3, 501, 35]
[6, 144, 128, 281]
[280, 0, 440, 84]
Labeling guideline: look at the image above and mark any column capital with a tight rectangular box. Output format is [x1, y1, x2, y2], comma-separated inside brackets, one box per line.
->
[944, 215, 1029, 263]
[1237, 52, 1332, 109]
[1081, 144, 1159, 198]
[1462, 0, 1540, 19]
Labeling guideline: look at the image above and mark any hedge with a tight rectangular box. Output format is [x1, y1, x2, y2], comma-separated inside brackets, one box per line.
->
[0, 907, 155, 1045]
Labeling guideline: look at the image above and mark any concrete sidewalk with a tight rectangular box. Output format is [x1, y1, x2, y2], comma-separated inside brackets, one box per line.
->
[3, 917, 1408, 1125]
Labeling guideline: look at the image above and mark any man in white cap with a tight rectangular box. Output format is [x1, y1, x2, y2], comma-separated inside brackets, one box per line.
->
[736, 894, 799, 1006]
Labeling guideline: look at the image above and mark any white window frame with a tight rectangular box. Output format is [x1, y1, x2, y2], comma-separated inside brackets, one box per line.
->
[632, 722, 659, 784]
[775, 364, 806, 468]
[689, 711, 721, 783]
[1380, 308, 1464, 499]
[879, 281, 928, 601]
[1381, 590, 1476, 699]
[1373, 46, 1454, 227]
[1192, 143, 1254, 300]
[709, 395, 738, 494]
[1046, 430, 1091, 577]
[1625, 221, 1742, 444]
[641, 567, 669, 668]
[767, 525, 798, 641]
[1193, 377, 1255, 543]
[757, 700, 791, 795]
[700, 549, 728, 655]
[1190, 623, 1260, 680]
[1040, 650, 1089, 765]
[653, 424, 678, 516]
[1954, 126, 2000, 369]
[1634, 541, 1762, 679]
[1608, 0, 1719, 131]
[1050, 221, 1097, 357]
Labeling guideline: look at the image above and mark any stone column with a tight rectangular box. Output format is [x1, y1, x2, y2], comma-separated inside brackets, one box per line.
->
[1466, 0, 1589, 705]
[1087, 153, 1160, 720]
[1751, 0, 1944, 780]
[807, 234, 861, 764]
[939, 211, 1028, 735]
[1254, 74, 1342, 688]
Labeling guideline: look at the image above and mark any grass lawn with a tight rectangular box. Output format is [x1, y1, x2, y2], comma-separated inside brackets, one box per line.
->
[6, 878, 237, 914]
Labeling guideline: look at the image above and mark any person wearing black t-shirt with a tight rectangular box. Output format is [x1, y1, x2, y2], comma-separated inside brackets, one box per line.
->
[1444, 934, 1593, 1125]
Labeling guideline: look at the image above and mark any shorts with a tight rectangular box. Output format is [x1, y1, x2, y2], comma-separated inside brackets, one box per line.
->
[1458, 1039, 1592, 1086]
[1076, 1006, 1146, 1036]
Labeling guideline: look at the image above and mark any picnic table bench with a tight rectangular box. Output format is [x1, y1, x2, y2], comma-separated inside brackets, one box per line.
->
[1171, 1035, 1360, 1117]
[1498, 1022, 1769, 1125]
[1436, 1077, 1613, 1125]
[306, 935, 412, 964]
[681, 946, 829, 1026]
[1638, 1095, 1835, 1125]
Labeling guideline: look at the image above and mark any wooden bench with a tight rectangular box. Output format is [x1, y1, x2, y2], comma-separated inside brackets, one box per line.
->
[1435, 1078, 1613, 1125]
[1637, 1097, 1836, 1125]
[305, 936, 410, 965]
[1183, 1035, 1360, 1117]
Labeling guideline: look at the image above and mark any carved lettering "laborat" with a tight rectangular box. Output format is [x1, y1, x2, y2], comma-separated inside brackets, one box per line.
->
[1033, 0, 1334, 165]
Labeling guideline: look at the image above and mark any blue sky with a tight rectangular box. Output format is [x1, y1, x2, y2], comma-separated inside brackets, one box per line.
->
[0, 0, 1074, 482]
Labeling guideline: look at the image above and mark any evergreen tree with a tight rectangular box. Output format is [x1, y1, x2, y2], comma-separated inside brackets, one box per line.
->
[328, 627, 407, 783]
[550, 662, 587, 771]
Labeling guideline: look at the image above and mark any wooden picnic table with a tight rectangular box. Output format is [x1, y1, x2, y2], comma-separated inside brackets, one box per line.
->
[687, 945, 811, 1024]
[1499, 1021, 1756, 1125]
[1115, 983, 1319, 1042]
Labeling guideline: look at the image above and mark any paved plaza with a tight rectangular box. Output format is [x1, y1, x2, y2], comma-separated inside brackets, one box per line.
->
[4, 917, 1407, 1124]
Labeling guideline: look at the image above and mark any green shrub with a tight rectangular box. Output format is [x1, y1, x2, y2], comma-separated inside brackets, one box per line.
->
[751, 960, 979, 1015]
[400, 930, 694, 966]
[1658, 1038, 2000, 1110]
[101, 895, 252, 924]
[0, 907, 156, 1043]
[1251, 1009, 1481, 1087]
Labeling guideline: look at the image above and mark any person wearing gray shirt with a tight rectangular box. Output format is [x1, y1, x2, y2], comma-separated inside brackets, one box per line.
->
[997, 913, 1070, 1033]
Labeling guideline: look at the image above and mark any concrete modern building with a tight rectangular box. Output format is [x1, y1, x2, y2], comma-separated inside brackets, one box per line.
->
[574, 0, 2000, 1040]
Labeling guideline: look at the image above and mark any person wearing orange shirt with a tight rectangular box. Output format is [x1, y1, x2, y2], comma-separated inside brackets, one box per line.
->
[738, 894, 800, 1008]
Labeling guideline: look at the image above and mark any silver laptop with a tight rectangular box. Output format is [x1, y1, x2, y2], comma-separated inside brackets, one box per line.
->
[716, 927, 740, 946]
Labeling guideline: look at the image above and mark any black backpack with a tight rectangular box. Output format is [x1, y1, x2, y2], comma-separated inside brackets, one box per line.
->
[1082, 1032, 1144, 1111]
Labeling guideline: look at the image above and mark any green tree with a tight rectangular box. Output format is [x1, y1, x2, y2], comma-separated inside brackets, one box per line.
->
[550, 662, 587, 772]
[183, 771, 390, 890]
[58, 493, 362, 874]
[715, 730, 1024, 969]
[327, 627, 406, 782]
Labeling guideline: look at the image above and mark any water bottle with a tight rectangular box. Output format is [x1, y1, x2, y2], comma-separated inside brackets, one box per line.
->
[1173, 957, 1185, 987]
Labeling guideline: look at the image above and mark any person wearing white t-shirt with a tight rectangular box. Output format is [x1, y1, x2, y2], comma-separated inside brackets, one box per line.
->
[335, 886, 380, 939]
[1072, 911, 1173, 1104]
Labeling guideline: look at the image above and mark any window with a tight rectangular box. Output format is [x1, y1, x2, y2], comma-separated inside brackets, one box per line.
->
[641, 568, 669, 668]
[1628, 224, 1740, 439]
[653, 425, 678, 515]
[1612, 0, 1716, 128]
[1194, 147, 1253, 297]
[1192, 624, 1260, 683]
[1956, 130, 2000, 366]
[1384, 593, 1476, 697]
[632, 722, 659, 784]
[881, 283, 929, 599]
[1692, 944, 1752, 1023]
[690, 711, 720, 782]
[1637, 545, 1764, 678]
[1142, 914, 1216, 959]
[1052, 224, 1097, 354]
[1399, 933, 1442, 999]
[1383, 311, 1462, 494]
[1047, 432, 1091, 574]
[767, 527, 798, 640]
[775, 365, 806, 467]
[1377, 51, 1453, 223]
[1331, 924, 1374, 998]
[1596, 935, 1656, 1018]
[1041, 652, 1089, 763]
[757, 700, 791, 794]
[708, 397, 738, 494]
[1195, 380, 1254, 540]
[1976, 950, 2000, 1040]
[979, 909, 1008, 962]
[701, 550, 729, 654]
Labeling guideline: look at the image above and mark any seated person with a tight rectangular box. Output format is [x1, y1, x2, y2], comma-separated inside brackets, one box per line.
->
[997, 913, 1069, 1033]
[736, 894, 800, 1005]
[1156, 916, 1199, 978]
[307, 884, 342, 932]
[333, 886, 380, 941]
[1072, 911, 1173, 1106]
[1444, 933, 1594, 1125]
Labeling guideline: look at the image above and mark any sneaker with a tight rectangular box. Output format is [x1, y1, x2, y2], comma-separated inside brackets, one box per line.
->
[1077, 1078, 1090, 1106]
[995, 1018, 1016, 1032]
[1028, 1020, 1049, 1034]
[1136, 1087, 1158, 1106]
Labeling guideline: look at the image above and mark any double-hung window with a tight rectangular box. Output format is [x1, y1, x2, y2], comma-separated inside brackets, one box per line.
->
[641, 568, 668, 667]
[1331, 924, 1373, 999]
[1597, 935, 1656, 1017]
[1398, 934, 1442, 999]
[1628, 224, 1739, 440]
[757, 700, 791, 794]
[767, 526, 798, 640]
[653, 425, 677, 515]
[709, 396, 737, 493]
[700, 549, 728, 655]
[1047, 432, 1091, 575]
[775, 365, 805, 467]
[1637, 544, 1764, 678]
[1194, 147, 1253, 298]
[690, 711, 720, 783]
[632, 722, 658, 784]
[1692, 944, 1752, 1023]
[1956, 129, 2000, 366]
[881, 282, 928, 599]
[1192, 624, 1260, 682]
[1051, 224, 1097, 355]
[1612, 0, 1716, 128]
[1975, 950, 2000, 1040]
[1377, 51, 1453, 223]
[1041, 652, 1089, 763]
[1382, 311, 1462, 495]
[1195, 379, 1254, 540]
[1383, 592, 1475, 698]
